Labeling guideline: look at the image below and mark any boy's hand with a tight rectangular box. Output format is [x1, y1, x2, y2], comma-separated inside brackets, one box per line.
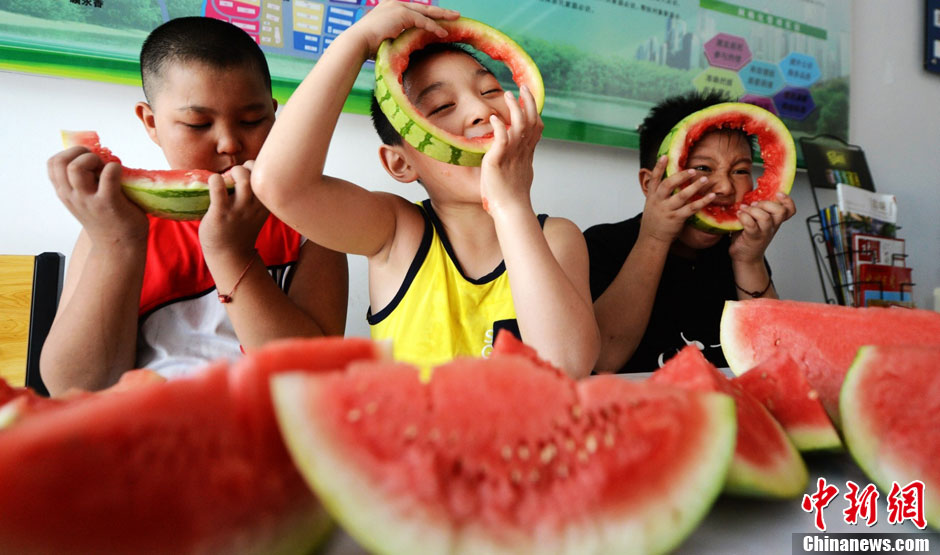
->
[728, 192, 796, 263]
[480, 86, 543, 217]
[199, 163, 269, 257]
[638, 155, 716, 245]
[352, 0, 458, 56]
[47, 146, 149, 245]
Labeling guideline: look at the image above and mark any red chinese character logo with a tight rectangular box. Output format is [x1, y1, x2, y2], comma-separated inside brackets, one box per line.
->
[802, 477, 840, 531]
[843, 481, 879, 526]
[887, 480, 927, 529]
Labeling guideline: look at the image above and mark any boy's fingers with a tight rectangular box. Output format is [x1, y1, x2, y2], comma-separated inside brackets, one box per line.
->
[681, 192, 717, 216]
[66, 152, 105, 195]
[229, 166, 253, 208]
[487, 114, 507, 159]
[503, 90, 524, 140]
[96, 162, 125, 199]
[207, 174, 231, 211]
[519, 85, 537, 127]
[663, 173, 706, 202]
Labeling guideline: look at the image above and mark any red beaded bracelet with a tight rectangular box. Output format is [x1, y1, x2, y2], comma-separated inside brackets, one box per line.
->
[218, 255, 256, 304]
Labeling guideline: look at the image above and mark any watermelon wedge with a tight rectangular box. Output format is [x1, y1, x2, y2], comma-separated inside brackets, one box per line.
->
[61, 130, 229, 220]
[374, 17, 544, 166]
[657, 102, 796, 233]
[272, 347, 736, 554]
[721, 299, 940, 426]
[0, 337, 383, 553]
[649, 345, 808, 498]
[840, 345, 940, 530]
[733, 349, 842, 452]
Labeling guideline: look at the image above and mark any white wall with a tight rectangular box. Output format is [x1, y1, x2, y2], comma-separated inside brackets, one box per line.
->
[2, 0, 938, 340]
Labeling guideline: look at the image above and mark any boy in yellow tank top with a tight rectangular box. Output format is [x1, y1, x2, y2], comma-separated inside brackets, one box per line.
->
[253, 1, 599, 377]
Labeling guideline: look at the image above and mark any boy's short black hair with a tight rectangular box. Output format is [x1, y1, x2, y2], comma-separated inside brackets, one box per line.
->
[637, 90, 742, 170]
[370, 42, 491, 146]
[140, 16, 271, 104]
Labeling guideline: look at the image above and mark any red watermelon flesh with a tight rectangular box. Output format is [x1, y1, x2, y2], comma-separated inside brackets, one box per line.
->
[721, 299, 940, 427]
[272, 349, 736, 554]
[0, 335, 384, 554]
[649, 345, 808, 498]
[733, 349, 842, 452]
[840, 345, 940, 529]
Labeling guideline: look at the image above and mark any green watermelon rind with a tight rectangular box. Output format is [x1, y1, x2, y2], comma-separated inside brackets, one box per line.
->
[840, 346, 940, 530]
[61, 130, 232, 221]
[722, 407, 809, 499]
[374, 17, 545, 167]
[783, 425, 843, 453]
[656, 102, 796, 234]
[272, 372, 738, 555]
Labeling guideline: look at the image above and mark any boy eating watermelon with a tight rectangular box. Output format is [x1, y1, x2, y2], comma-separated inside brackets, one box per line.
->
[42, 17, 348, 395]
[251, 0, 599, 377]
[585, 91, 797, 373]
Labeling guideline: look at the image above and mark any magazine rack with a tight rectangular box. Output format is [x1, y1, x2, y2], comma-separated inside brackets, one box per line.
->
[799, 135, 913, 306]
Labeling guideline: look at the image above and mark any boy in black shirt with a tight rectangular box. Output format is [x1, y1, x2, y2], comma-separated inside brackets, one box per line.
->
[584, 91, 796, 373]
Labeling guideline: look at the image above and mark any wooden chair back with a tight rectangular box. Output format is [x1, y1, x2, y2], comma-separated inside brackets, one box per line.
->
[0, 253, 64, 396]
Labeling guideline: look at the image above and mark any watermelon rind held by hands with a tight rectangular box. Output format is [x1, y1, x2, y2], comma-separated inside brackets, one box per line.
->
[840, 344, 940, 530]
[656, 102, 796, 234]
[374, 17, 544, 166]
[61, 130, 229, 221]
[272, 347, 736, 554]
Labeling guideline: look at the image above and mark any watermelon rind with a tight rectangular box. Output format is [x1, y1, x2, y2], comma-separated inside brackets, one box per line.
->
[656, 102, 796, 234]
[840, 346, 940, 530]
[272, 371, 737, 555]
[374, 17, 544, 167]
[61, 130, 231, 221]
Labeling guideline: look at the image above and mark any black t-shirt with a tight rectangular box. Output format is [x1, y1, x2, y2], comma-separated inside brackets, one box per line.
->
[584, 213, 767, 373]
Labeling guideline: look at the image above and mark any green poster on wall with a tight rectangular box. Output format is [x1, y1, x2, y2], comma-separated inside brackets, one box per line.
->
[0, 0, 850, 157]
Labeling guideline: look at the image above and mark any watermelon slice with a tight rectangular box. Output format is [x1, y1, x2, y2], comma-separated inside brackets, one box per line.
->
[272, 348, 736, 554]
[649, 345, 808, 498]
[61, 130, 229, 221]
[840, 345, 940, 530]
[0, 337, 383, 553]
[374, 17, 544, 166]
[657, 102, 796, 233]
[733, 349, 842, 452]
[721, 299, 940, 426]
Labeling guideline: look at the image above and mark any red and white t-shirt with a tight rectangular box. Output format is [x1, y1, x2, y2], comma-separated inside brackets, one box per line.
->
[136, 214, 302, 378]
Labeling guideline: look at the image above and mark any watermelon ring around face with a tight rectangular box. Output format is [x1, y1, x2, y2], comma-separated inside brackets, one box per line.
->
[374, 17, 545, 166]
[656, 102, 797, 234]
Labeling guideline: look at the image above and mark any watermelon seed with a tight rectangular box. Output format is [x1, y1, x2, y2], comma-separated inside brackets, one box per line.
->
[540, 444, 557, 464]
[571, 404, 583, 420]
[365, 402, 377, 415]
[346, 409, 361, 423]
[528, 469, 541, 483]
[501, 445, 513, 461]
[517, 446, 530, 461]
[760, 372, 768, 379]
[807, 389, 819, 400]
[585, 434, 598, 454]
[428, 428, 441, 442]
[404, 425, 418, 440]
[577, 449, 589, 464]
[774, 338, 781, 346]
[604, 432, 615, 448]
[564, 438, 576, 452]
[511, 469, 522, 484]
[556, 464, 569, 478]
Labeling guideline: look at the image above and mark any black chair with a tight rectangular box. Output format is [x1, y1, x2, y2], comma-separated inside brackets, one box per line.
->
[0, 252, 64, 396]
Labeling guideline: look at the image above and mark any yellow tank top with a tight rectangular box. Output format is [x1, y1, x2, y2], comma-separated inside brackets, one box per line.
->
[369, 200, 546, 371]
